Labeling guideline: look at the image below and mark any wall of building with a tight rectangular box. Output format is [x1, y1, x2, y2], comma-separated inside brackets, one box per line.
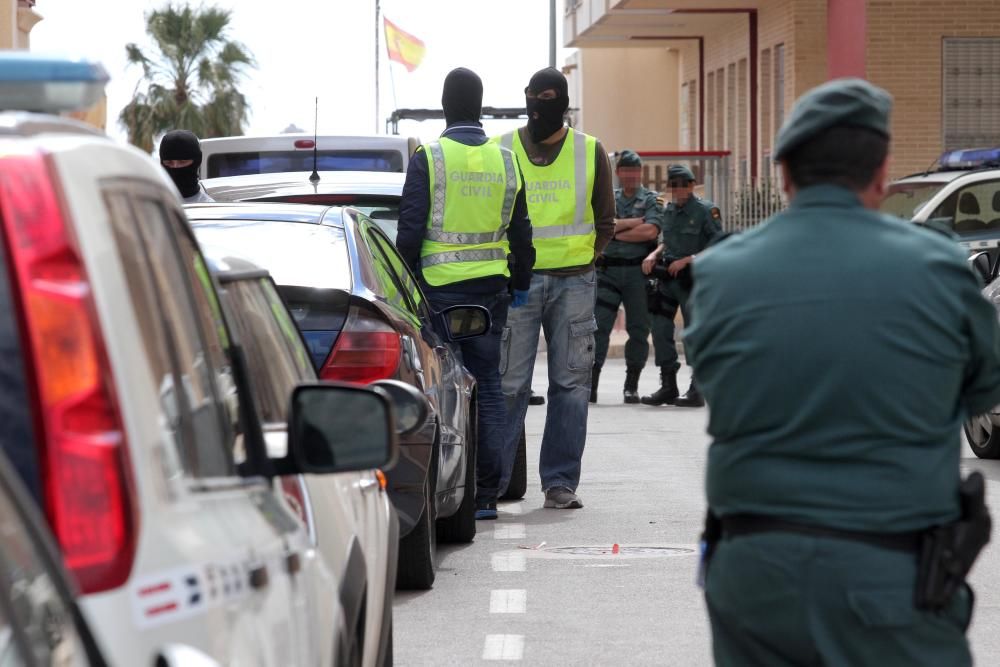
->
[0, 0, 41, 49]
[574, 47, 681, 154]
[868, 0, 1000, 178]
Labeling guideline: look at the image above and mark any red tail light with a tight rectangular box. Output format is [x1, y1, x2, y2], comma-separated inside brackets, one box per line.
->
[0, 146, 137, 594]
[319, 305, 401, 384]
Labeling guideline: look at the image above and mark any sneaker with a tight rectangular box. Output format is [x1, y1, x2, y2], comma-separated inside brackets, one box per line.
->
[543, 487, 583, 509]
[475, 503, 498, 520]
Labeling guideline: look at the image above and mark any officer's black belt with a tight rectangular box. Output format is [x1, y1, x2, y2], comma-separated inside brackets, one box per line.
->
[720, 514, 922, 553]
[597, 256, 645, 267]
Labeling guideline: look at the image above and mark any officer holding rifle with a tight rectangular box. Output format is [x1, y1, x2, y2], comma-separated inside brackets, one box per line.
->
[685, 78, 1000, 666]
[640, 164, 722, 407]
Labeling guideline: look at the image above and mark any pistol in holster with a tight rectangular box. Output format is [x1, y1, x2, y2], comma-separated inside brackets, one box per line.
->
[650, 254, 694, 292]
[696, 510, 723, 588]
[915, 471, 991, 612]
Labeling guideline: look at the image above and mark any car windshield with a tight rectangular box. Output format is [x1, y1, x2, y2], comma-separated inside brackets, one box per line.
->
[191, 220, 353, 290]
[207, 150, 405, 178]
[880, 182, 948, 220]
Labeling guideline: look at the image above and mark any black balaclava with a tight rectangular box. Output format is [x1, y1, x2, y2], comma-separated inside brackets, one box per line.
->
[159, 130, 202, 197]
[525, 67, 569, 143]
[442, 67, 483, 127]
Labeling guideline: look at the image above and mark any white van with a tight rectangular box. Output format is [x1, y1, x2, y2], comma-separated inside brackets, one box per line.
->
[199, 134, 420, 179]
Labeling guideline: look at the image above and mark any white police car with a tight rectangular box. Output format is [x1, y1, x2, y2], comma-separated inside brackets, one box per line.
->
[0, 53, 404, 666]
[882, 147, 1000, 255]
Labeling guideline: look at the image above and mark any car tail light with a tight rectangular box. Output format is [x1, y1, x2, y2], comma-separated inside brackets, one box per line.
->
[280, 476, 315, 541]
[0, 146, 137, 594]
[319, 305, 401, 384]
[294, 139, 315, 149]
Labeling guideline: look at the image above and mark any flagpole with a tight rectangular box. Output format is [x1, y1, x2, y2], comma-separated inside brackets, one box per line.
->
[374, 0, 380, 133]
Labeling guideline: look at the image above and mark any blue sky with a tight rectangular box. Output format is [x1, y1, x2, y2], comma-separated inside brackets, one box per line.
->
[31, 0, 573, 145]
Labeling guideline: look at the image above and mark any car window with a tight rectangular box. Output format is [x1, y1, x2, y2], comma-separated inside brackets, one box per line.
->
[360, 224, 417, 317]
[363, 222, 427, 316]
[222, 277, 314, 428]
[929, 179, 1000, 234]
[880, 182, 947, 220]
[207, 150, 404, 178]
[0, 475, 86, 666]
[106, 189, 240, 477]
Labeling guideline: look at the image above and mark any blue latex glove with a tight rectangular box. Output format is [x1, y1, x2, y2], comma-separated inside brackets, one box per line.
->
[511, 289, 530, 308]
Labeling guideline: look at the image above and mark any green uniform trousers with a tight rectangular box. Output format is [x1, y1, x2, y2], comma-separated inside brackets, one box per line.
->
[705, 532, 972, 667]
[594, 264, 650, 369]
[649, 278, 689, 372]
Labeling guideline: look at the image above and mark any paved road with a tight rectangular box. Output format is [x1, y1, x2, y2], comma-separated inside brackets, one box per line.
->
[393, 357, 1000, 665]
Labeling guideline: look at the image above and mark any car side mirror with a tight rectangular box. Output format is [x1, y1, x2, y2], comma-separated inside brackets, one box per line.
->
[970, 251, 993, 285]
[439, 304, 491, 342]
[371, 379, 430, 437]
[285, 383, 397, 474]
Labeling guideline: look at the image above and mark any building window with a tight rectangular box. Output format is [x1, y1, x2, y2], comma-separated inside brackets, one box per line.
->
[707, 71, 716, 149]
[688, 79, 698, 150]
[774, 43, 786, 135]
[727, 63, 737, 184]
[943, 38, 1000, 151]
[738, 58, 749, 183]
[715, 67, 725, 150]
[681, 82, 690, 150]
[761, 48, 772, 178]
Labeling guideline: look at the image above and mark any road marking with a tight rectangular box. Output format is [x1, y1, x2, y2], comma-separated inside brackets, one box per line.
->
[494, 523, 526, 539]
[501, 502, 525, 515]
[490, 589, 527, 614]
[483, 634, 525, 661]
[491, 551, 527, 572]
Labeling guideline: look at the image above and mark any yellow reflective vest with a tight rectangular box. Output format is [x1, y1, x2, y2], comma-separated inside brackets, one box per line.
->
[419, 138, 522, 286]
[495, 128, 596, 270]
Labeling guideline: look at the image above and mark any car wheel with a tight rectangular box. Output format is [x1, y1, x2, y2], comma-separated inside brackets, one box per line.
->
[437, 413, 477, 543]
[395, 475, 436, 590]
[500, 425, 527, 501]
[965, 411, 1000, 458]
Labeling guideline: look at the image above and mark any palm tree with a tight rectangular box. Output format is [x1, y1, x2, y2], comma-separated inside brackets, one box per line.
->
[119, 3, 255, 152]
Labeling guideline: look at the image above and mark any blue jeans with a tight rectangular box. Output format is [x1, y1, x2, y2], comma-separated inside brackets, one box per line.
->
[499, 271, 597, 493]
[427, 290, 510, 506]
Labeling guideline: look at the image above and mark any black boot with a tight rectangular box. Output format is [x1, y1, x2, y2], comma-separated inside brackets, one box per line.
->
[590, 366, 600, 404]
[640, 368, 679, 406]
[673, 378, 705, 407]
[623, 367, 641, 404]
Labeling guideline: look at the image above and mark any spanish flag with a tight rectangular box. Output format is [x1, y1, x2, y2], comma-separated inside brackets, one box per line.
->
[384, 17, 426, 72]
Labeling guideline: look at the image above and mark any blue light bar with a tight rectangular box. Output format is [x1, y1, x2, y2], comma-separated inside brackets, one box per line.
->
[938, 147, 1000, 170]
[0, 52, 109, 113]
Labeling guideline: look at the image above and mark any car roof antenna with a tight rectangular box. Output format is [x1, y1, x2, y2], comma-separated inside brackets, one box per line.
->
[309, 96, 320, 184]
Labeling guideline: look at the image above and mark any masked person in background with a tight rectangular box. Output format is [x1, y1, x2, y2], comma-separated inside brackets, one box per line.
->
[159, 129, 214, 203]
[493, 67, 615, 510]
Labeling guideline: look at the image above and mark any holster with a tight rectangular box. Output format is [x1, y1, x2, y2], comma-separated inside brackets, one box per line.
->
[915, 472, 991, 611]
[650, 255, 694, 292]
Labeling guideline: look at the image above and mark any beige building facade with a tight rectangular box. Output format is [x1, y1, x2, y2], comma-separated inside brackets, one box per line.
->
[0, 0, 41, 49]
[565, 0, 1000, 183]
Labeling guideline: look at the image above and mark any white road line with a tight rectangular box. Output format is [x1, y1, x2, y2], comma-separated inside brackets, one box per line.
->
[501, 502, 525, 515]
[494, 523, 526, 539]
[490, 589, 527, 614]
[483, 634, 525, 661]
[491, 551, 527, 572]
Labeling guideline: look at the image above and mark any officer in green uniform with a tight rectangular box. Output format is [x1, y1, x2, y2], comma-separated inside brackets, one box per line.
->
[686, 78, 1000, 666]
[640, 164, 721, 407]
[591, 149, 663, 404]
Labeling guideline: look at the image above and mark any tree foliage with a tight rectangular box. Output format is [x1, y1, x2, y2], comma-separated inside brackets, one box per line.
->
[119, 3, 255, 152]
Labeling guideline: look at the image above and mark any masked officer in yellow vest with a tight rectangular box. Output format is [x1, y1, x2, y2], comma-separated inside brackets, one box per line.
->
[396, 67, 535, 521]
[494, 67, 616, 510]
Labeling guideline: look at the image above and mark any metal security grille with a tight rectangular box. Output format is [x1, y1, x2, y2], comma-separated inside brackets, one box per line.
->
[943, 38, 1000, 150]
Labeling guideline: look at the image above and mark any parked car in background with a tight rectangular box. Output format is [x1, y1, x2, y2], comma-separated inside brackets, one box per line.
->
[187, 202, 487, 589]
[203, 251, 402, 665]
[0, 53, 397, 666]
[964, 251, 1000, 459]
[199, 134, 419, 179]
[203, 170, 404, 239]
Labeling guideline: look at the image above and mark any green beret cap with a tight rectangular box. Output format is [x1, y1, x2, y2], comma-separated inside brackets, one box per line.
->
[668, 164, 696, 182]
[773, 77, 892, 161]
[616, 149, 642, 168]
